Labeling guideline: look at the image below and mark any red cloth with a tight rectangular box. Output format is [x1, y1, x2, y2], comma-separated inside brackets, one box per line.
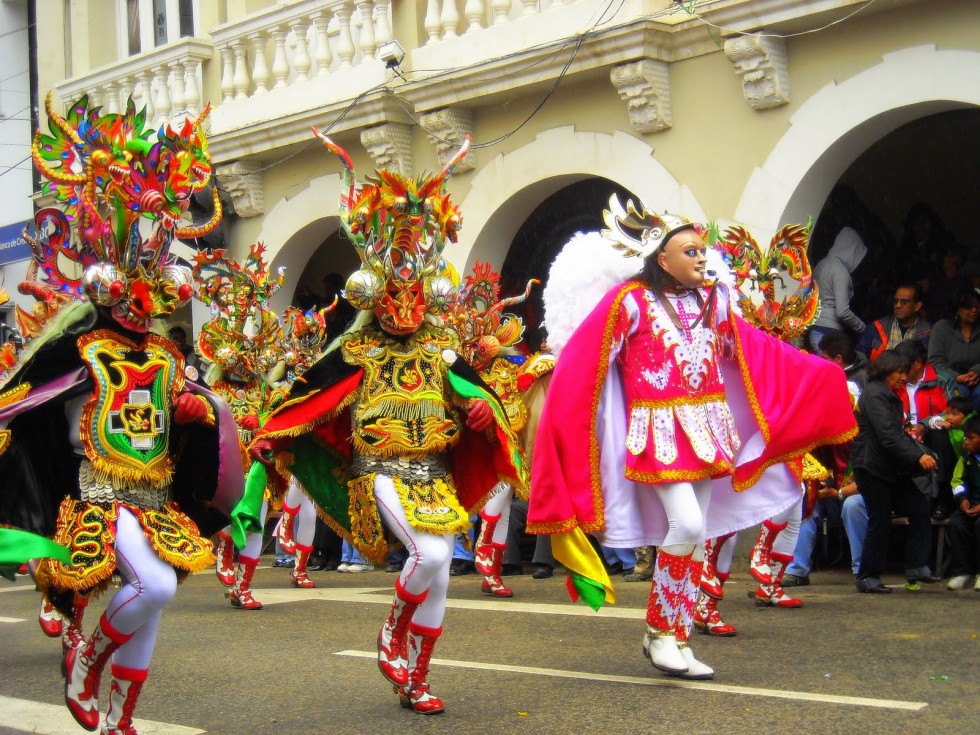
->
[897, 364, 948, 422]
[527, 281, 857, 535]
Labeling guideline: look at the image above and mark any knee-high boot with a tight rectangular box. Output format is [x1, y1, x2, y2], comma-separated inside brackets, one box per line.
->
[473, 512, 499, 576]
[694, 571, 736, 636]
[749, 519, 787, 585]
[229, 556, 262, 610]
[397, 622, 445, 715]
[290, 543, 316, 588]
[752, 551, 804, 608]
[642, 548, 691, 675]
[65, 614, 133, 731]
[479, 545, 513, 598]
[214, 530, 236, 588]
[378, 579, 428, 686]
[101, 664, 148, 735]
[277, 504, 298, 556]
[700, 533, 734, 599]
[672, 559, 713, 680]
[39, 597, 64, 637]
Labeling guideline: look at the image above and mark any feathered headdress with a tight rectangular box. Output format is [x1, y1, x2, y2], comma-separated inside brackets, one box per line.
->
[601, 194, 700, 259]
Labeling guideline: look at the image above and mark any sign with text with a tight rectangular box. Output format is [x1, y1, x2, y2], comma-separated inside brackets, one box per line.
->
[0, 220, 31, 266]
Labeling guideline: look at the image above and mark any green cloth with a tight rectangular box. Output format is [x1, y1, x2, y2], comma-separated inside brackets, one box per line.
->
[0, 528, 71, 580]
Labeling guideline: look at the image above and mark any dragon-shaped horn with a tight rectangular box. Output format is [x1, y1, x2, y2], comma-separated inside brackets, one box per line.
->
[312, 126, 356, 217]
[420, 135, 471, 197]
[192, 102, 212, 131]
[175, 187, 223, 240]
[488, 278, 539, 316]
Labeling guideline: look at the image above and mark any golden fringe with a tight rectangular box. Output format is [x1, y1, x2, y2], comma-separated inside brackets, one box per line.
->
[732, 424, 859, 492]
[0, 382, 29, 409]
[625, 460, 734, 484]
[90, 456, 174, 489]
[258, 389, 359, 444]
[350, 435, 457, 460]
[347, 474, 389, 565]
[359, 396, 447, 422]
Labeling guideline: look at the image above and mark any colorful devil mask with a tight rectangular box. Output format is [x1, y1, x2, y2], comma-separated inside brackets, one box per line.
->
[313, 129, 469, 335]
[193, 244, 285, 380]
[25, 94, 220, 332]
[602, 194, 700, 260]
[716, 223, 817, 340]
[281, 306, 331, 378]
[445, 261, 535, 371]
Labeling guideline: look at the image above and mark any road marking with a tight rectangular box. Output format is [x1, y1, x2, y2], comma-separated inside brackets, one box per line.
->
[0, 616, 25, 623]
[0, 585, 35, 595]
[254, 586, 645, 618]
[0, 694, 205, 735]
[335, 650, 928, 711]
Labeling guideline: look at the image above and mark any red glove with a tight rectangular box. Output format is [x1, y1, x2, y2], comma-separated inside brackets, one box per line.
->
[517, 373, 535, 393]
[466, 399, 494, 432]
[240, 414, 260, 431]
[173, 392, 209, 424]
[249, 439, 275, 466]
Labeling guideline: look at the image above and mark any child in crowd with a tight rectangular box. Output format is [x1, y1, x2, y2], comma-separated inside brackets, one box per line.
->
[946, 416, 980, 590]
[933, 396, 975, 519]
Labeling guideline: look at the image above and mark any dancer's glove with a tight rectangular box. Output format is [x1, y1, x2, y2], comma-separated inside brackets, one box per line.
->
[250, 439, 275, 466]
[466, 399, 494, 431]
[240, 414, 260, 431]
[173, 393, 210, 424]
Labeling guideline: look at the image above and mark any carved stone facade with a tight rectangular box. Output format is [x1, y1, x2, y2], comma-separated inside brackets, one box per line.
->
[419, 108, 476, 173]
[609, 59, 672, 135]
[724, 33, 790, 110]
[216, 161, 264, 218]
[360, 123, 413, 176]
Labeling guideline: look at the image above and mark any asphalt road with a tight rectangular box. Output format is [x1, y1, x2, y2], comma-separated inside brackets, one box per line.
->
[1, 551, 977, 735]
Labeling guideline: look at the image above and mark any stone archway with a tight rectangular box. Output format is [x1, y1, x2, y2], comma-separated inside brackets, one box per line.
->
[457, 126, 703, 271]
[735, 46, 980, 240]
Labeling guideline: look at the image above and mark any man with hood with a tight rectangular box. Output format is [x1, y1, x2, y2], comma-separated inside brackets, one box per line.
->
[809, 226, 868, 351]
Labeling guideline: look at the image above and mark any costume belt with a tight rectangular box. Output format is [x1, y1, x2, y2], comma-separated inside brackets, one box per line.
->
[78, 458, 171, 509]
[350, 452, 449, 483]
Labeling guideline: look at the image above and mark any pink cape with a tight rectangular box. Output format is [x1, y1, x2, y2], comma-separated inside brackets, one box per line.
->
[527, 281, 857, 546]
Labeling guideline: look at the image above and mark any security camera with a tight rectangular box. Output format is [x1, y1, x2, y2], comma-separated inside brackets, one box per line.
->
[378, 40, 406, 69]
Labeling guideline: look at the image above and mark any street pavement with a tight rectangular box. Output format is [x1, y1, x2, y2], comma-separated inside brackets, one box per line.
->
[1, 554, 977, 735]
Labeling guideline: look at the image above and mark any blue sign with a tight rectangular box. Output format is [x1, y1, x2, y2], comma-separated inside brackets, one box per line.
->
[0, 220, 32, 266]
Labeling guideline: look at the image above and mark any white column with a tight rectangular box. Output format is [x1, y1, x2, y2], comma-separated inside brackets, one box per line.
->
[291, 20, 313, 81]
[153, 65, 173, 125]
[170, 62, 187, 113]
[440, 0, 460, 39]
[249, 32, 271, 94]
[138, 69, 156, 118]
[312, 12, 334, 76]
[355, 2, 377, 61]
[464, 0, 485, 33]
[232, 41, 251, 100]
[491, 0, 511, 25]
[219, 45, 235, 103]
[270, 28, 290, 89]
[182, 60, 201, 111]
[424, 0, 443, 43]
[373, 0, 392, 46]
[335, 4, 356, 69]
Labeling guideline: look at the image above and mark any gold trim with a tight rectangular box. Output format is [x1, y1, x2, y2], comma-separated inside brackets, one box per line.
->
[0, 383, 29, 409]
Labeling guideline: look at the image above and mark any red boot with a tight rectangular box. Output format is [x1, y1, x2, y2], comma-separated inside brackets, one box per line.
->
[291, 543, 317, 589]
[277, 504, 298, 556]
[473, 512, 499, 576]
[214, 530, 236, 588]
[39, 598, 64, 638]
[700, 533, 734, 599]
[752, 552, 803, 608]
[229, 556, 263, 610]
[749, 519, 786, 585]
[378, 579, 428, 686]
[65, 614, 133, 731]
[694, 592, 737, 636]
[61, 596, 90, 678]
[397, 623, 445, 715]
[101, 664, 147, 735]
[479, 545, 514, 598]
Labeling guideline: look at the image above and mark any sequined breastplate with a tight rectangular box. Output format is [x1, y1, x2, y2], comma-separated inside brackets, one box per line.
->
[342, 324, 461, 456]
[76, 330, 183, 488]
[480, 356, 527, 433]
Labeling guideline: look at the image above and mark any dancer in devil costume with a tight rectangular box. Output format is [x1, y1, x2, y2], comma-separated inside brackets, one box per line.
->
[0, 95, 242, 734]
[527, 197, 856, 680]
[247, 131, 525, 714]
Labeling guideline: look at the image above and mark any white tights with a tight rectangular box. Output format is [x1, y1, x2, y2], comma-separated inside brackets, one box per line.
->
[481, 481, 513, 544]
[657, 479, 712, 560]
[103, 507, 178, 670]
[373, 474, 453, 629]
[771, 494, 803, 558]
[284, 481, 317, 547]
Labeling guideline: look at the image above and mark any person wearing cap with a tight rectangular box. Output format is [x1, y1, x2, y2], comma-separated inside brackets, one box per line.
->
[528, 196, 857, 681]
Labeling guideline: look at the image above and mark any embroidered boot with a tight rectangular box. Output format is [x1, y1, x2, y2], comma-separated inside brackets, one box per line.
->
[100, 664, 147, 735]
[700, 533, 734, 599]
[667, 553, 713, 679]
[749, 519, 787, 585]
[479, 545, 514, 598]
[751, 552, 804, 608]
[214, 530, 236, 587]
[694, 591, 737, 636]
[65, 614, 133, 731]
[39, 598, 64, 637]
[473, 512, 500, 576]
[290, 543, 317, 589]
[378, 579, 428, 686]
[277, 504, 298, 556]
[229, 556, 263, 610]
[397, 623, 445, 715]
[62, 595, 90, 677]
[642, 548, 691, 674]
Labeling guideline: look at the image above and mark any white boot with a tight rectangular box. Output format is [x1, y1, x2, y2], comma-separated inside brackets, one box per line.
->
[675, 644, 714, 680]
[642, 626, 688, 674]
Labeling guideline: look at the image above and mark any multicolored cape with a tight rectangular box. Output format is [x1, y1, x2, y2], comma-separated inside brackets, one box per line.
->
[527, 282, 857, 609]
